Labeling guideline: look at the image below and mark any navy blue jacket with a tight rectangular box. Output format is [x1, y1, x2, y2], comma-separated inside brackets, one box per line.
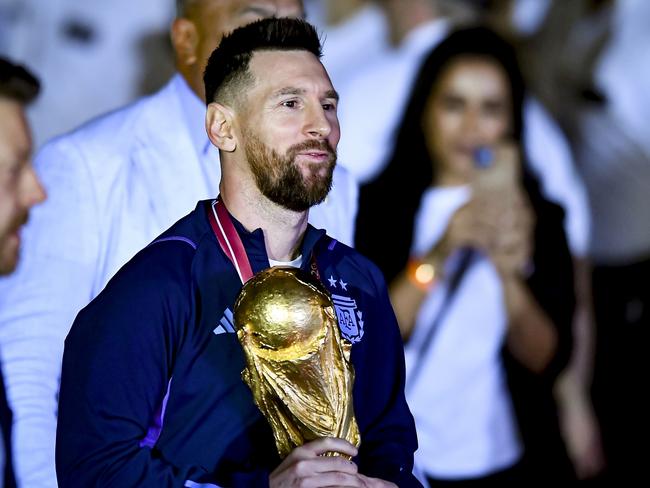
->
[56, 201, 420, 487]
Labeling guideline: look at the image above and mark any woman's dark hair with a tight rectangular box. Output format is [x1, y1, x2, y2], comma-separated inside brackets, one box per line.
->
[353, 29, 576, 471]
[355, 26, 530, 283]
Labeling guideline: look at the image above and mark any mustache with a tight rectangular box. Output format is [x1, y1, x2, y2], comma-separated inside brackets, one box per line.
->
[10, 212, 29, 232]
[287, 140, 336, 159]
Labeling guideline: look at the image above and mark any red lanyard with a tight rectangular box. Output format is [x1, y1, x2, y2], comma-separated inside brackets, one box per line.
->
[207, 198, 322, 285]
[208, 198, 254, 284]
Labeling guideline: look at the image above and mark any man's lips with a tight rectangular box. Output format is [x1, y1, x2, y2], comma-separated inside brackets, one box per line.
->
[297, 151, 330, 161]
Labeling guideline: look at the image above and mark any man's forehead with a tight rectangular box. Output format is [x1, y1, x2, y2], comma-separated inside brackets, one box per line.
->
[248, 50, 332, 93]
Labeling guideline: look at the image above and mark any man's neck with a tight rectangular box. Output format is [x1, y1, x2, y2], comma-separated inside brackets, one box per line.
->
[219, 176, 309, 262]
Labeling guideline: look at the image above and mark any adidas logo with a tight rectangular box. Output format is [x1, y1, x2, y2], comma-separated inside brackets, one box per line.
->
[213, 308, 236, 335]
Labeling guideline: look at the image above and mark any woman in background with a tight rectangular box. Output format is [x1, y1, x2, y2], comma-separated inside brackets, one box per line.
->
[355, 27, 575, 484]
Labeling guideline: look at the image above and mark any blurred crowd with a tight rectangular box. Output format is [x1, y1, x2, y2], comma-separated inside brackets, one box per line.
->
[1, 0, 648, 486]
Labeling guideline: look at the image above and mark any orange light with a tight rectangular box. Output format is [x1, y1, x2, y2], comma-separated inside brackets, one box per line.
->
[414, 263, 435, 285]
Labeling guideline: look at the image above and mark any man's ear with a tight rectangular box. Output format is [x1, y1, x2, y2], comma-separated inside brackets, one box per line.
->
[206, 102, 237, 152]
[171, 18, 199, 66]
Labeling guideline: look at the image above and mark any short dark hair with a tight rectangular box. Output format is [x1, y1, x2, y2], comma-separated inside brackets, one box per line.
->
[203, 17, 322, 106]
[0, 57, 40, 104]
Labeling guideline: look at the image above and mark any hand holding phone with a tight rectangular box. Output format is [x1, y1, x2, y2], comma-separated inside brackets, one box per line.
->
[470, 142, 533, 276]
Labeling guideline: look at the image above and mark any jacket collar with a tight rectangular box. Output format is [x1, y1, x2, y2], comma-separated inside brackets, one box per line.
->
[201, 200, 327, 274]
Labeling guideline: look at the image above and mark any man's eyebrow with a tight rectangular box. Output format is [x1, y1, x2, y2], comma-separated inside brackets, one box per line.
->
[325, 89, 339, 101]
[271, 87, 340, 100]
[272, 87, 306, 98]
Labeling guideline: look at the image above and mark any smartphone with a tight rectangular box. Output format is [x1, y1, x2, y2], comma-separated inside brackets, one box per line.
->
[472, 144, 519, 194]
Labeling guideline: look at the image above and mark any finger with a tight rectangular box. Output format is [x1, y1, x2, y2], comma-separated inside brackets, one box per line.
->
[291, 456, 359, 477]
[271, 455, 359, 486]
[299, 472, 365, 488]
[283, 438, 359, 466]
[300, 437, 359, 458]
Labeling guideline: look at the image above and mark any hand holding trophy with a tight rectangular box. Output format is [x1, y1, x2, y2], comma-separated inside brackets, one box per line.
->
[233, 266, 361, 460]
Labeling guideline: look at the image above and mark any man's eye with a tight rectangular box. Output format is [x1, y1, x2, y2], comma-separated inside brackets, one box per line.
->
[282, 100, 298, 108]
[322, 103, 336, 111]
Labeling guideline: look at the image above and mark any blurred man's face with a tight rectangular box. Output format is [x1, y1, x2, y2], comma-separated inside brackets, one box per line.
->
[0, 99, 46, 274]
[176, 0, 304, 100]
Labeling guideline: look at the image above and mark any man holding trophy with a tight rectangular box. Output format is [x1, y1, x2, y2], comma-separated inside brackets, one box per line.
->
[56, 18, 420, 487]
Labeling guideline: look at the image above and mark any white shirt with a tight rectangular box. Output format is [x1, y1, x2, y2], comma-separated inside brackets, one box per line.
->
[524, 97, 590, 257]
[575, 0, 650, 262]
[317, 3, 389, 91]
[405, 186, 522, 479]
[177, 73, 223, 188]
[269, 255, 303, 268]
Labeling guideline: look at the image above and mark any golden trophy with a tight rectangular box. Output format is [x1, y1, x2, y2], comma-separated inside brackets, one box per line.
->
[233, 266, 360, 459]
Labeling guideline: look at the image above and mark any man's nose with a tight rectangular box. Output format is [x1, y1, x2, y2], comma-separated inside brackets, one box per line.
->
[20, 166, 46, 208]
[304, 103, 332, 139]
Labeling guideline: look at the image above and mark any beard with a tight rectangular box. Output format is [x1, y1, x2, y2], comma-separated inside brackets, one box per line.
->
[0, 211, 27, 276]
[243, 129, 336, 212]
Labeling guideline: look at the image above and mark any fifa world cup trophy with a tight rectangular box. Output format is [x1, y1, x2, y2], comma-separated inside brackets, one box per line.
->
[233, 266, 360, 459]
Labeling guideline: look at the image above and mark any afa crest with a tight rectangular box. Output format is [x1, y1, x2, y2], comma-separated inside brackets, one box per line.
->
[331, 294, 365, 343]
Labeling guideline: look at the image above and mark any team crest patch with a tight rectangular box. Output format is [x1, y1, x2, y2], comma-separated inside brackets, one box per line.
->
[331, 293, 365, 343]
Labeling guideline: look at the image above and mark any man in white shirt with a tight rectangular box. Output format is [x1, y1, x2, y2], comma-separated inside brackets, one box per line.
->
[0, 1, 358, 486]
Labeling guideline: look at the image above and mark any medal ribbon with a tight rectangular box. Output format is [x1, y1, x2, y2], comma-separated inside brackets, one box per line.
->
[208, 198, 322, 284]
[208, 198, 254, 284]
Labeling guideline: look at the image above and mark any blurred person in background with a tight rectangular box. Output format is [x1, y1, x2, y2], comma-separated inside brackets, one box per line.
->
[303, 0, 390, 89]
[0, 1, 359, 486]
[326, 0, 596, 478]
[524, 0, 650, 482]
[332, 0, 590, 290]
[335, 0, 468, 183]
[457, 1, 606, 481]
[0, 56, 46, 488]
[356, 27, 576, 484]
[0, 0, 175, 148]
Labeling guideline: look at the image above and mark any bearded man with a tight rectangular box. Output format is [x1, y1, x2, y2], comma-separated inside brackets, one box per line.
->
[55, 18, 420, 488]
[0, 2, 362, 486]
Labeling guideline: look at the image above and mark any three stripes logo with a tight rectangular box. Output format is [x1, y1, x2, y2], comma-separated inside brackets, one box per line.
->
[213, 308, 236, 335]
